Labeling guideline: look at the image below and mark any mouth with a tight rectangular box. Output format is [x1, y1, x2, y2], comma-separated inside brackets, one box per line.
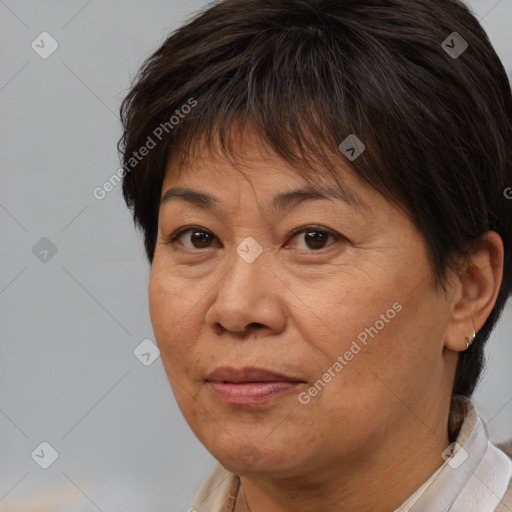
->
[205, 366, 306, 405]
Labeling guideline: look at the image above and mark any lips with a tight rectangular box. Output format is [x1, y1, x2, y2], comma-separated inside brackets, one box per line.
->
[205, 366, 305, 405]
[205, 366, 303, 384]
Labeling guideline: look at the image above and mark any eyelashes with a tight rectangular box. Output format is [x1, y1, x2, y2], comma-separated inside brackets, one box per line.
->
[167, 227, 216, 249]
[165, 225, 344, 252]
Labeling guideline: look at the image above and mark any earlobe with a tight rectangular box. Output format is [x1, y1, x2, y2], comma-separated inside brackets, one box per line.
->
[444, 231, 504, 353]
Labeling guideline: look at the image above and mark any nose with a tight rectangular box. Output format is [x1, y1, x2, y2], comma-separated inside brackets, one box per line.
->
[205, 244, 287, 338]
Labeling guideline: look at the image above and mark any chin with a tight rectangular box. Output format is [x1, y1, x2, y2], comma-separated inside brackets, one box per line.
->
[206, 434, 300, 475]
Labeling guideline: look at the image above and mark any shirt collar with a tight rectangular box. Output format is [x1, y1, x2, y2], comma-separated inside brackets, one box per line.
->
[396, 395, 512, 512]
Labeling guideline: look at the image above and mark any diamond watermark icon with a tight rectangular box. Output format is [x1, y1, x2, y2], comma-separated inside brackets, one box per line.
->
[32, 237, 58, 263]
[339, 134, 365, 161]
[31, 441, 59, 469]
[134, 338, 160, 366]
[31, 32, 59, 59]
[441, 32, 468, 59]
[441, 442, 468, 469]
[236, 237, 263, 263]
[237, 442, 263, 467]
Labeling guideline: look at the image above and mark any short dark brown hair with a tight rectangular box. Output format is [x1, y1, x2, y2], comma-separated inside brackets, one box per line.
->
[118, 0, 512, 398]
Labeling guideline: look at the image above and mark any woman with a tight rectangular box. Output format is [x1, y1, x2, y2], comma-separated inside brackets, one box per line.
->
[118, 0, 512, 510]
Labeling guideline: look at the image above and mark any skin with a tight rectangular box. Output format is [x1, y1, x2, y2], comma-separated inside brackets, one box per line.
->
[148, 123, 504, 512]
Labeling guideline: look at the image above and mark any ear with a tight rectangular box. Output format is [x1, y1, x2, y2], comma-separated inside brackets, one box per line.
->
[444, 231, 504, 352]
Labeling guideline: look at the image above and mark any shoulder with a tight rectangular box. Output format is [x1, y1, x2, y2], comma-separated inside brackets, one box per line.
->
[495, 478, 512, 512]
[495, 440, 512, 512]
[498, 440, 512, 458]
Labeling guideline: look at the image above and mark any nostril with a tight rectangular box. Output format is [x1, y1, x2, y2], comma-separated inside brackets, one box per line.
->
[214, 322, 267, 338]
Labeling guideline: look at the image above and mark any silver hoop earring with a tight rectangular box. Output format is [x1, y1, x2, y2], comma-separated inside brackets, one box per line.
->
[465, 330, 476, 350]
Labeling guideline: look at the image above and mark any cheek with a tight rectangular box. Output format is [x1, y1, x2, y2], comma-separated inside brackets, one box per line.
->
[294, 269, 397, 361]
[148, 269, 212, 423]
[149, 257, 202, 334]
[148, 271, 175, 345]
[296, 253, 440, 401]
[148, 266, 205, 372]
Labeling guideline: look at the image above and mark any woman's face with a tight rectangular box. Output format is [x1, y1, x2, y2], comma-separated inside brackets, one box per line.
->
[149, 127, 456, 479]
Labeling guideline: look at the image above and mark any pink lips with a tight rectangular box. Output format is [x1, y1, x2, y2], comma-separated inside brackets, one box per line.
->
[205, 366, 305, 405]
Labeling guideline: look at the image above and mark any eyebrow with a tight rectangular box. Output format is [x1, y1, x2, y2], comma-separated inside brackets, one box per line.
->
[160, 183, 366, 213]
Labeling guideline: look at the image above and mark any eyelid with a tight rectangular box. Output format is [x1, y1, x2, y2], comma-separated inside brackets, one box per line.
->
[286, 224, 337, 238]
[166, 226, 217, 246]
[165, 225, 342, 250]
[284, 225, 341, 249]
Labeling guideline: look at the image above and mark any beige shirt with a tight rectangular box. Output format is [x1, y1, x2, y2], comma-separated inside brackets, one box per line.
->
[188, 397, 512, 512]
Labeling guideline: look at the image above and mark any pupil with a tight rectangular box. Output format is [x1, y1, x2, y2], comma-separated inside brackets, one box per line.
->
[306, 230, 326, 249]
[193, 231, 211, 248]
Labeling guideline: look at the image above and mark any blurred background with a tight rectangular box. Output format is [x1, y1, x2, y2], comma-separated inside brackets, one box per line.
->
[1, 1, 511, 511]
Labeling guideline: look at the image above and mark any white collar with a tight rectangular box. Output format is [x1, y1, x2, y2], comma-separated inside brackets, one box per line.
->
[396, 396, 512, 512]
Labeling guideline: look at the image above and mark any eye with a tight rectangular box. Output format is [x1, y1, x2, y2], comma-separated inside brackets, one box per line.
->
[165, 225, 342, 251]
[285, 226, 341, 251]
[166, 227, 218, 249]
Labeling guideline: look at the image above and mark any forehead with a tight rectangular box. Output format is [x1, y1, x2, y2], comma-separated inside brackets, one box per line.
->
[161, 124, 371, 214]
[162, 162, 368, 219]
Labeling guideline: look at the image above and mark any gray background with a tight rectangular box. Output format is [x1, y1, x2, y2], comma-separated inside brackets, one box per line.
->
[1, 1, 511, 511]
